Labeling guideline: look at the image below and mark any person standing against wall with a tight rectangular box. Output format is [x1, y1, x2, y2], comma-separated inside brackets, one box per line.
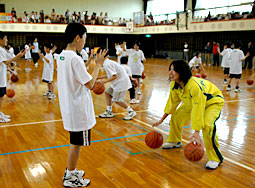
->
[213, 41, 220, 66]
[32, 38, 39, 67]
[204, 42, 212, 66]
[183, 41, 189, 62]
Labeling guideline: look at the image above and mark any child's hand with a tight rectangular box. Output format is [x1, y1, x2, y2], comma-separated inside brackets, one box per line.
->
[95, 49, 108, 66]
[17, 49, 25, 58]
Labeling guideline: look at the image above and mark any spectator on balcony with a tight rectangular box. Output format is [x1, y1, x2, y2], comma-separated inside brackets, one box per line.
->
[213, 41, 220, 66]
[23, 11, 29, 23]
[250, 1, 255, 17]
[45, 15, 51, 23]
[148, 12, 154, 24]
[205, 42, 212, 65]
[60, 15, 65, 23]
[40, 10, 44, 23]
[35, 12, 39, 23]
[31, 11, 36, 23]
[65, 9, 70, 23]
[84, 11, 89, 24]
[55, 15, 60, 23]
[77, 12, 81, 23]
[122, 18, 126, 26]
[97, 12, 103, 25]
[91, 12, 96, 25]
[11, 8, 17, 19]
[103, 12, 109, 25]
[51, 9, 56, 22]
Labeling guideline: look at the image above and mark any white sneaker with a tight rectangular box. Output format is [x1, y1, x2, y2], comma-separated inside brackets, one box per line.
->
[48, 93, 56, 99]
[130, 99, 140, 104]
[137, 91, 142, 95]
[0, 112, 11, 119]
[234, 88, 241, 93]
[226, 86, 231, 91]
[123, 111, 137, 120]
[62, 168, 85, 181]
[63, 174, 90, 187]
[162, 142, 182, 149]
[0, 116, 11, 123]
[206, 161, 220, 170]
[35, 63, 38, 67]
[43, 91, 51, 96]
[223, 80, 228, 85]
[99, 110, 114, 118]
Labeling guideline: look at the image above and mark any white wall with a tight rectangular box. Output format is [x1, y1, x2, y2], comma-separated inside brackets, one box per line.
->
[2, 0, 143, 19]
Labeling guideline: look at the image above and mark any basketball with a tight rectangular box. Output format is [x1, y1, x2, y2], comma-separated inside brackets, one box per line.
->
[247, 79, 254, 85]
[133, 79, 138, 88]
[194, 74, 201, 78]
[145, 131, 163, 149]
[6, 89, 15, 98]
[202, 73, 207, 79]
[32, 46, 35, 49]
[184, 142, 204, 162]
[142, 72, 146, 79]
[11, 74, 19, 83]
[93, 82, 105, 95]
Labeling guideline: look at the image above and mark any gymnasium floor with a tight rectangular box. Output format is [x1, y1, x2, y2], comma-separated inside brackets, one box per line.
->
[0, 58, 254, 188]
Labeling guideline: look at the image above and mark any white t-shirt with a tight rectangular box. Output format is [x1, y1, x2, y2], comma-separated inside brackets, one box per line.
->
[25, 44, 31, 59]
[9, 47, 15, 56]
[42, 53, 54, 81]
[121, 64, 132, 77]
[189, 56, 202, 67]
[116, 48, 127, 64]
[57, 50, 95, 131]
[126, 49, 145, 76]
[0, 46, 13, 87]
[32, 42, 39, 53]
[184, 44, 189, 52]
[221, 48, 232, 68]
[103, 59, 132, 92]
[80, 49, 88, 61]
[229, 49, 245, 74]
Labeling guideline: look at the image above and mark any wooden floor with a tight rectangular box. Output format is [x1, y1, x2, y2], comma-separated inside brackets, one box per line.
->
[0, 58, 255, 188]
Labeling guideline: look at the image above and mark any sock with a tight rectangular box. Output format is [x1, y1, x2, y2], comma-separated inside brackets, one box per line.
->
[66, 169, 76, 177]
[107, 106, 112, 112]
[126, 106, 133, 112]
[137, 88, 140, 92]
[236, 86, 239, 89]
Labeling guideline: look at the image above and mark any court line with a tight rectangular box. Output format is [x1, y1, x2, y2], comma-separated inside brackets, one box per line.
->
[132, 118, 255, 172]
[0, 110, 148, 129]
[225, 98, 255, 103]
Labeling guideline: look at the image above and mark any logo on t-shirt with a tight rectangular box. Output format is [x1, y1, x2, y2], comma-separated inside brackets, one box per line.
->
[60, 56, 65, 60]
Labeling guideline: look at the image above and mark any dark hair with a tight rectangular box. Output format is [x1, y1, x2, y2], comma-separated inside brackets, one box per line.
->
[133, 41, 141, 46]
[96, 46, 108, 57]
[169, 60, 192, 85]
[195, 52, 200, 57]
[225, 41, 231, 48]
[44, 43, 52, 49]
[65, 23, 87, 44]
[234, 41, 241, 48]
[0, 31, 7, 39]
[120, 56, 128, 64]
[119, 41, 124, 45]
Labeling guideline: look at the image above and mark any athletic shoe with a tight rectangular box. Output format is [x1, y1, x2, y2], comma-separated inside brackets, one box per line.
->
[63, 168, 85, 181]
[162, 142, 182, 149]
[123, 111, 137, 120]
[226, 86, 231, 91]
[35, 63, 38, 67]
[63, 174, 90, 187]
[137, 91, 142, 95]
[234, 88, 241, 93]
[48, 93, 56, 99]
[0, 116, 11, 123]
[130, 99, 140, 104]
[206, 161, 220, 170]
[223, 80, 228, 85]
[99, 110, 114, 118]
[0, 112, 11, 119]
[43, 91, 51, 96]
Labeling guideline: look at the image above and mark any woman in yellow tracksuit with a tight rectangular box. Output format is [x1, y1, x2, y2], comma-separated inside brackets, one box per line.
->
[153, 60, 224, 170]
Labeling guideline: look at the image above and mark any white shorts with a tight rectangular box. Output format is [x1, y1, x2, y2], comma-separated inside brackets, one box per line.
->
[106, 86, 126, 102]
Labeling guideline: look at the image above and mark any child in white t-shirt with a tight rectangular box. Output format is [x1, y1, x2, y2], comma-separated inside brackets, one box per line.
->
[116, 41, 127, 64]
[25, 43, 32, 72]
[218, 42, 232, 84]
[0, 31, 25, 123]
[97, 47, 137, 120]
[189, 52, 205, 76]
[227, 41, 249, 92]
[126, 41, 146, 95]
[80, 48, 94, 69]
[39, 43, 55, 99]
[120, 56, 139, 104]
[57, 23, 107, 187]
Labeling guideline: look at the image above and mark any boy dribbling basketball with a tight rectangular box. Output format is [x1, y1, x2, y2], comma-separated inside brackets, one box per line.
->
[57, 23, 107, 187]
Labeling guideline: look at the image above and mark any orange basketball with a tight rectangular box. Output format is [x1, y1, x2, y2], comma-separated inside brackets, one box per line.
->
[202, 73, 207, 79]
[145, 131, 163, 149]
[133, 80, 138, 88]
[247, 79, 254, 85]
[32, 46, 35, 49]
[142, 72, 146, 79]
[11, 74, 19, 82]
[184, 142, 204, 162]
[6, 89, 15, 98]
[93, 82, 105, 95]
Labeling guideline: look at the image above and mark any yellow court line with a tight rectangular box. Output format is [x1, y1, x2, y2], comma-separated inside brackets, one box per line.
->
[132, 118, 255, 173]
